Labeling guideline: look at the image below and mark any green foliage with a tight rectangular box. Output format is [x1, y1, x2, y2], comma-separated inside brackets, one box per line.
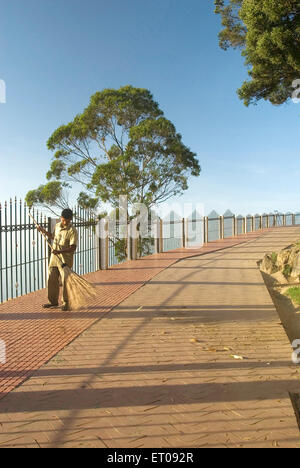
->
[271, 252, 278, 263]
[285, 287, 300, 304]
[46, 160, 66, 180]
[283, 263, 293, 278]
[112, 237, 155, 262]
[91, 114, 199, 207]
[27, 86, 200, 260]
[77, 191, 99, 210]
[30, 85, 200, 212]
[137, 237, 155, 258]
[113, 239, 128, 263]
[215, 0, 246, 49]
[215, 0, 300, 105]
[25, 181, 65, 213]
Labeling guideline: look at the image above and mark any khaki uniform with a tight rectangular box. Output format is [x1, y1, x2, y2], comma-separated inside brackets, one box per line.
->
[48, 222, 78, 306]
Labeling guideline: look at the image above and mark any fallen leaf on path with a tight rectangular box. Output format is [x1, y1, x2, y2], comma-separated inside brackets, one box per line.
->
[231, 410, 243, 417]
[190, 338, 200, 343]
[230, 355, 244, 360]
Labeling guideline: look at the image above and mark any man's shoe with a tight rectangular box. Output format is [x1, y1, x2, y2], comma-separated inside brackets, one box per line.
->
[42, 303, 58, 309]
[61, 303, 70, 311]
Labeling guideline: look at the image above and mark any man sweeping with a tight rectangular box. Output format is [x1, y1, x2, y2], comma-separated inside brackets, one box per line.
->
[38, 209, 78, 311]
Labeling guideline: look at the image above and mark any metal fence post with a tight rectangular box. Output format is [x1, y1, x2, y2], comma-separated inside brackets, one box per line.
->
[127, 219, 138, 261]
[132, 219, 138, 261]
[159, 219, 163, 253]
[185, 218, 189, 248]
[154, 218, 160, 254]
[104, 221, 109, 270]
[132, 237, 138, 260]
[127, 222, 131, 261]
[293, 214, 296, 226]
[182, 218, 186, 248]
[204, 217, 208, 243]
[98, 235, 101, 270]
[100, 220, 108, 270]
[220, 216, 224, 239]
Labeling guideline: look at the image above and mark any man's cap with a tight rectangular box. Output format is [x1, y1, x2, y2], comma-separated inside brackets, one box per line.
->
[61, 208, 73, 220]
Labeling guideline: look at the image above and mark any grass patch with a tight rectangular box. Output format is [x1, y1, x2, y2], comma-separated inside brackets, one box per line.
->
[283, 264, 292, 278]
[271, 252, 278, 264]
[285, 287, 300, 305]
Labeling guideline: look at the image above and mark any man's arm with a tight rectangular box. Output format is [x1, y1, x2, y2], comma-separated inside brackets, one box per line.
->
[53, 228, 78, 255]
[52, 245, 77, 255]
[37, 225, 54, 240]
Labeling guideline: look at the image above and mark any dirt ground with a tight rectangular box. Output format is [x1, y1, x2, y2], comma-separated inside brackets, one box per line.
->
[261, 272, 300, 344]
[261, 270, 300, 428]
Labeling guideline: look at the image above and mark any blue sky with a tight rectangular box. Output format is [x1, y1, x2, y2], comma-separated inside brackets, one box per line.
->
[0, 0, 299, 216]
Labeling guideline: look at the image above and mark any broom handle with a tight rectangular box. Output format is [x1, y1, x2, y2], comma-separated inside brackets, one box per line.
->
[28, 212, 66, 267]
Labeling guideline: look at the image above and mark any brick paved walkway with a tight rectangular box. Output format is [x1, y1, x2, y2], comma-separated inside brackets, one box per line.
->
[0, 227, 300, 447]
[0, 231, 263, 400]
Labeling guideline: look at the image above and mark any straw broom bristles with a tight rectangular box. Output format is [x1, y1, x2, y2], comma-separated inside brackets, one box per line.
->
[62, 266, 97, 311]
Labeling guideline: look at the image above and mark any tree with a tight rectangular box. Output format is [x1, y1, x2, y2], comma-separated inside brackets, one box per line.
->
[44, 86, 199, 208]
[27, 86, 200, 212]
[25, 181, 70, 215]
[26, 85, 200, 258]
[215, 0, 300, 105]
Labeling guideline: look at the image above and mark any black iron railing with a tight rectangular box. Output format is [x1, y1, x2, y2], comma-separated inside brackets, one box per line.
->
[1, 200, 300, 304]
[0, 199, 48, 303]
[0, 200, 98, 304]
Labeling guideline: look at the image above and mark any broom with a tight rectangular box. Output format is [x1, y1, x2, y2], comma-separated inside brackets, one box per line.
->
[29, 212, 97, 311]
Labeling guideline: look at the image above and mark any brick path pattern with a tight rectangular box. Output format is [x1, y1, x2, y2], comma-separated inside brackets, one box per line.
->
[0, 228, 300, 447]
